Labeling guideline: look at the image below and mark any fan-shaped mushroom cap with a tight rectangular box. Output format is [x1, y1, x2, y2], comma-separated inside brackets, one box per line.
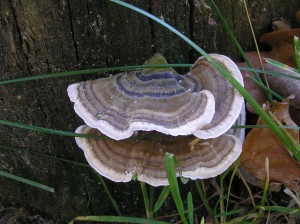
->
[191, 54, 244, 139]
[75, 126, 242, 186]
[68, 54, 243, 140]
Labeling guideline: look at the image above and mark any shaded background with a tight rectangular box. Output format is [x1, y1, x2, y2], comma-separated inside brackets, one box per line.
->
[0, 0, 299, 222]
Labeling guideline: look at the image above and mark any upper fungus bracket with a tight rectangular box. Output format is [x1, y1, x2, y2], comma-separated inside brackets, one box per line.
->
[67, 53, 244, 140]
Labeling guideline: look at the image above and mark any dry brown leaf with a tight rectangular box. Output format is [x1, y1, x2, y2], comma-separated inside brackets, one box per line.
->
[240, 101, 300, 192]
[236, 11, 300, 113]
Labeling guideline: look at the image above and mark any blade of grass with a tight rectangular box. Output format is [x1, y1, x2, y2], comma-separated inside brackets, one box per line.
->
[239, 66, 300, 80]
[269, 112, 300, 156]
[294, 36, 300, 71]
[246, 75, 284, 100]
[140, 182, 151, 218]
[225, 163, 239, 223]
[216, 209, 243, 218]
[69, 215, 170, 224]
[153, 186, 170, 213]
[96, 173, 122, 216]
[0, 64, 192, 85]
[0, 170, 54, 193]
[0, 144, 90, 168]
[257, 158, 270, 220]
[108, 0, 300, 161]
[242, 0, 271, 95]
[187, 192, 194, 224]
[209, 0, 265, 86]
[233, 125, 300, 130]
[265, 58, 300, 74]
[164, 153, 188, 224]
[258, 206, 300, 214]
[195, 180, 214, 216]
[149, 186, 155, 218]
[0, 119, 104, 140]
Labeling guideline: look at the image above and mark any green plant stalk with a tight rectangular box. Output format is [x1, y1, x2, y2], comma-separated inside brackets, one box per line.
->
[0, 170, 54, 192]
[258, 206, 300, 214]
[265, 58, 300, 74]
[294, 36, 300, 71]
[153, 186, 170, 213]
[258, 158, 270, 218]
[140, 182, 151, 219]
[0, 64, 192, 85]
[187, 192, 194, 224]
[242, 0, 271, 96]
[239, 66, 300, 80]
[164, 153, 188, 224]
[195, 181, 214, 216]
[246, 75, 284, 100]
[208, 0, 253, 68]
[209, 0, 264, 85]
[0, 119, 104, 140]
[97, 173, 122, 216]
[225, 163, 239, 223]
[69, 215, 170, 224]
[0, 144, 90, 168]
[219, 174, 225, 223]
[149, 186, 155, 218]
[233, 125, 300, 130]
[108, 0, 300, 161]
[269, 112, 300, 154]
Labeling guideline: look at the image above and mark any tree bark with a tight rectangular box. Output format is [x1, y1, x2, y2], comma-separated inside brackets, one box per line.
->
[0, 0, 299, 222]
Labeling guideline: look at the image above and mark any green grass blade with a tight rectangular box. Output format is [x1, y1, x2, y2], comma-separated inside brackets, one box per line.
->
[239, 66, 300, 80]
[200, 217, 205, 224]
[209, 0, 264, 84]
[149, 186, 155, 218]
[187, 192, 194, 224]
[0, 144, 90, 168]
[265, 58, 300, 74]
[0, 170, 54, 193]
[97, 174, 122, 216]
[246, 75, 284, 100]
[258, 158, 270, 218]
[164, 153, 188, 224]
[0, 64, 192, 85]
[153, 186, 170, 213]
[294, 36, 300, 71]
[225, 163, 239, 222]
[0, 119, 104, 140]
[233, 125, 300, 130]
[195, 180, 214, 215]
[258, 206, 300, 214]
[69, 215, 170, 224]
[108, 0, 300, 161]
[140, 182, 151, 218]
[216, 209, 243, 217]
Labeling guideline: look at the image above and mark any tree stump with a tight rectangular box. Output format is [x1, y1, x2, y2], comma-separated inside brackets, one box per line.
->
[0, 0, 299, 222]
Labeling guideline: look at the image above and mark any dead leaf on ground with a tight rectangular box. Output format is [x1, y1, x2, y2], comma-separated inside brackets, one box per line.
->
[236, 12, 300, 113]
[239, 100, 300, 192]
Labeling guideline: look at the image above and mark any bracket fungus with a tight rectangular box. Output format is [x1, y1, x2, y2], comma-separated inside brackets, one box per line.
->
[68, 53, 245, 185]
[75, 126, 242, 186]
[68, 54, 244, 140]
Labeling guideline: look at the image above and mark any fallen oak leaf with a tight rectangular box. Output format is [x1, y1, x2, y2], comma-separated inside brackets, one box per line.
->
[239, 100, 300, 192]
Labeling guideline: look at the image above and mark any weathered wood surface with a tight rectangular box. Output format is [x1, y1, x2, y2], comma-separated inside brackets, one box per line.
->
[0, 0, 299, 222]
